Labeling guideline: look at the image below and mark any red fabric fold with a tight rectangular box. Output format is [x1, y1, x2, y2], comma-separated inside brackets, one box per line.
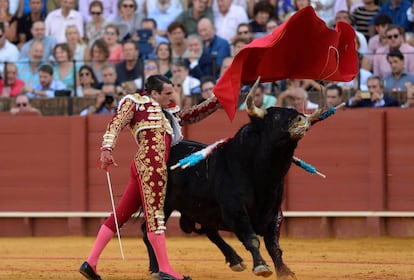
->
[213, 6, 359, 121]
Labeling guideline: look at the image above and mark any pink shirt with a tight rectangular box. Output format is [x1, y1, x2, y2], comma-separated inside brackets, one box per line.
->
[108, 45, 123, 64]
[0, 79, 25, 97]
[373, 43, 414, 77]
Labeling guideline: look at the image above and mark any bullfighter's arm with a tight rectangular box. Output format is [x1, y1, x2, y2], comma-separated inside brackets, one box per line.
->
[177, 96, 221, 126]
[101, 97, 135, 151]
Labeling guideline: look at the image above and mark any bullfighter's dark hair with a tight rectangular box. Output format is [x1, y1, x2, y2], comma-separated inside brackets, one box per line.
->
[145, 75, 172, 94]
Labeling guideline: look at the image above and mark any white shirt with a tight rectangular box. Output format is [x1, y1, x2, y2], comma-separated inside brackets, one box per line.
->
[182, 76, 200, 96]
[214, 4, 249, 42]
[0, 40, 20, 73]
[45, 9, 84, 43]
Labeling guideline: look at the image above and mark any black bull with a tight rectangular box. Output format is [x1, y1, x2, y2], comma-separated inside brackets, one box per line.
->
[141, 98, 319, 279]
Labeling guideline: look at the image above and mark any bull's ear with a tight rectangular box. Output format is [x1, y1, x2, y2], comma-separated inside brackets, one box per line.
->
[245, 76, 266, 119]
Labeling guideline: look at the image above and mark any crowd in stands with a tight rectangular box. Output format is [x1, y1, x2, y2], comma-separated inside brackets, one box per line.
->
[1, 0, 414, 117]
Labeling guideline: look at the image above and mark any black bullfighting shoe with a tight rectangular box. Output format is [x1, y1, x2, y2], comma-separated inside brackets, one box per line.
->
[79, 261, 102, 280]
[158, 272, 192, 280]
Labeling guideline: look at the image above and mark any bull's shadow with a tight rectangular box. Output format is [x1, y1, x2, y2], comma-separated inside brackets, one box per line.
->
[142, 91, 316, 279]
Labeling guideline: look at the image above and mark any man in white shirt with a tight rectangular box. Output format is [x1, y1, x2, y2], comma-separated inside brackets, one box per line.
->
[214, 0, 249, 43]
[45, 0, 83, 43]
[0, 23, 19, 74]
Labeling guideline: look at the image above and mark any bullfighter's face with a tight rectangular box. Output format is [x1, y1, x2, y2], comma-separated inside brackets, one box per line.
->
[151, 83, 175, 109]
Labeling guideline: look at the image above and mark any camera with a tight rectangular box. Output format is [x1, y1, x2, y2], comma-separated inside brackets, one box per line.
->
[360, 91, 371, 99]
[104, 94, 115, 105]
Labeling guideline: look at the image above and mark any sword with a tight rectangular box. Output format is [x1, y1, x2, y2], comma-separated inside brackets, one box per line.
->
[106, 171, 125, 260]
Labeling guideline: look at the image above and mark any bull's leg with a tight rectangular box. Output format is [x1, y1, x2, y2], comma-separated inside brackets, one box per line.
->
[263, 211, 296, 280]
[206, 230, 247, 272]
[223, 208, 272, 277]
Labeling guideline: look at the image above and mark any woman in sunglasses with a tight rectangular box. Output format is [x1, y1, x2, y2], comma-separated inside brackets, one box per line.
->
[112, 0, 144, 41]
[76, 64, 100, 97]
[85, 1, 110, 47]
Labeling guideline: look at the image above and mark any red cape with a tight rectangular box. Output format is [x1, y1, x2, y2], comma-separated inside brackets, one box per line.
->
[213, 6, 359, 121]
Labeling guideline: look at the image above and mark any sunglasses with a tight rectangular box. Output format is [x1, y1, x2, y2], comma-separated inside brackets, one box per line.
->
[90, 11, 102, 15]
[17, 103, 27, 107]
[174, 84, 182, 87]
[80, 72, 91, 77]
[387, 34, 400, 39]
[238, 30, 249, 35]
[122, 4, 134, 8]
[145, 65, 157, 70]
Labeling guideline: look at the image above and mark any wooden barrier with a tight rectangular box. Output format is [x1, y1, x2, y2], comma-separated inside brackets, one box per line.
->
[0, 108, 413, 237]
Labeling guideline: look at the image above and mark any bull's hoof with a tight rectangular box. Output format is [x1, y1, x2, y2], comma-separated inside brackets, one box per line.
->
[151, 272, 159, 279]
[230, 261, 247, 272]
[277, 264, 297, 280]
[253, 264, 273, 277]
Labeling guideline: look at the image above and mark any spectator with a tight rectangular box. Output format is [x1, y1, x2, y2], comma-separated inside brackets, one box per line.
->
[22, 0, 47, 16]
[266, 18, 278, 34]
[334, 10, 369, 55]
[373, 24, 414, 77]
[371, 0, 412, 33]
[89, 38, 110, 83]
[139, 18, 169, 57]
[170, 75, 192, 109]
[347, 75, 400, 107]
[52, 42, 80, 91]
[175, 0, 214, 36]
[326, 83, 344, 108]
[144, 58, 160, 79]
[98, 62, 123, 96]
[214, 0, 249, 43]
[84, 0, 109, 48]
[0, 0, 18, 43]
[171, 59, 200, 97]
[65, 25, 90, 64]
[384, 49, 414, 91]
[218, 55, 233, 78]
[167, 21, 189, 61]
[197, 17, 231, 76]
[185, 34, 215, 79]
[276, 87, 318, 113]
[17, 39, 46, 89]
[313, 0, 336, 26]
[112, 0, 143, 41]
[337, 67, 372, 92]
[402, 81, 414, 107]
[239, 83, 276, 110]
[249, 1, 275, 37]
[78, 0, 117, 24]
[9, 94, 42, 115]
[79, 90, 118, 115]
[368, 13, 393, 63]
[75, 64, 100, 97]
[17, 0, 46, 48]
[199, 75, 215, 103]
[0, 22, 19, 73]
[19, 20, 56, 60]
[147, 0, 182, 37]
[22, 64, 67, 98]
[283, 0, 311, 21]
[103, 24, 123, 64]
[235, 23, 254, 43]
[0, 62, 24, 97]
[231, 35, 250, 57]
[115, 39, 143, 88]
[45, 0, 83, 43]
[352, 0, 379, 41]
[156, 42, 173, 78]
[47, 0, 78, 13]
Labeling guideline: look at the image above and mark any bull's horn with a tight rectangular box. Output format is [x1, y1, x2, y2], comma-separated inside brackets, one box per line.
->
[245, 76, 266, 118]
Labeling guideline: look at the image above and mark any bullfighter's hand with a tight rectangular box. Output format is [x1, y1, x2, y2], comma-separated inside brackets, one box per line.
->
[99, 150, 118, 170]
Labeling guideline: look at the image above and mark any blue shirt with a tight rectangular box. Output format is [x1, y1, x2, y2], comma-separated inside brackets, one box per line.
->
[27, 80, 68, 98]
[17, 59, 49, 88]
[384, 71, 414, 91]
[370, 0, 412, 31]
[20, 36, 57, 60]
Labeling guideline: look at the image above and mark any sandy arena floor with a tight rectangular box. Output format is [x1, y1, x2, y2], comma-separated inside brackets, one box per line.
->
[0, 235, 413, 280]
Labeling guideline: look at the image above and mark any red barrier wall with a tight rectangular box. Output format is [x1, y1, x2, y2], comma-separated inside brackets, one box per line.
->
[1, 108, 413, 237]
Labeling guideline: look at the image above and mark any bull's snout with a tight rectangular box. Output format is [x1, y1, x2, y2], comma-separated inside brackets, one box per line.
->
[289, 114, 310, 140]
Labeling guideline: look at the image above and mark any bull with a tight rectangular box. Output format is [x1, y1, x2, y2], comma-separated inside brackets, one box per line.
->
[142, 77, 326, 279]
